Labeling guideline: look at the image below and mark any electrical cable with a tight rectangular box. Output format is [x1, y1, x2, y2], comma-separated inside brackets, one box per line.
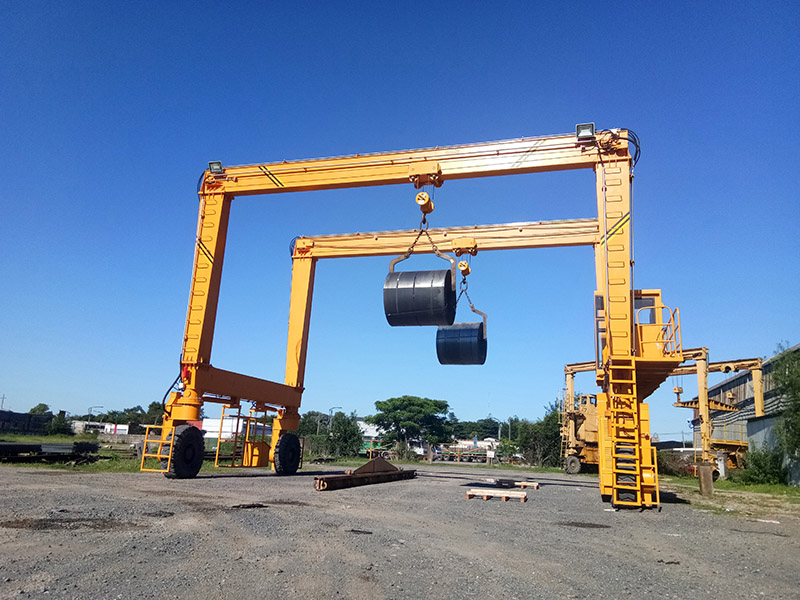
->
[161, 374, 181, 414]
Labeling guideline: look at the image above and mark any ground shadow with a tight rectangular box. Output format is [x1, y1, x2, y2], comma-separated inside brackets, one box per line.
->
[659, 490, 690, 504]
[194, 469, 334, 479]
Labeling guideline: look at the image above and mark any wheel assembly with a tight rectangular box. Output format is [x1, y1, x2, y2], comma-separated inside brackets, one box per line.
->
[274, 432, 301, 475]
[564, 455, 582, 474]
[164, 424, 204, 479]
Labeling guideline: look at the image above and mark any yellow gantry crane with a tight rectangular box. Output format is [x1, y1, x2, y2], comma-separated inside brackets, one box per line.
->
[142, 124, 683, 509]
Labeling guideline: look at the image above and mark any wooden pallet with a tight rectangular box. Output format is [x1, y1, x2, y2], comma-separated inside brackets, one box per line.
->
[466, 488, 528, 503]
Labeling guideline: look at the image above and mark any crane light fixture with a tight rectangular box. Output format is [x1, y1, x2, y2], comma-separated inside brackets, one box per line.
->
[575, 122, 596, 142]
[208, 161, 224, 174]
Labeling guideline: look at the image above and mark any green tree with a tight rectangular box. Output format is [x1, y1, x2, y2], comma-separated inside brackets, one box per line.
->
[738, 444, 787, 485]
[47, 413, 73, 436]
[515, 402, 561, 467]
[29, 403, 52, 416]
[366, 396, 450, 443]
[145, 402, 164, 425]
[328, 411, 363, 457]
[774, 345, 800, 457]
[298, 411, 327, 436]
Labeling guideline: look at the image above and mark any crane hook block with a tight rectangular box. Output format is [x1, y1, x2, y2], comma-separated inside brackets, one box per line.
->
[383, 270, 456, 327]
[458, 261, 471, 276]
[436, 322, 487, 365]
[416, 192, 434, 215]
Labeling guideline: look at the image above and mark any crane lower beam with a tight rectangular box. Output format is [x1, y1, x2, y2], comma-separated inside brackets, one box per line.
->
[293, 218, 599, 259]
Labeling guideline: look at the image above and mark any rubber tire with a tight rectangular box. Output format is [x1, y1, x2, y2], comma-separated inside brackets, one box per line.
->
[164, 424, 204, 480]
[565, 455, 581, 474]
[274, 433, 301, 475]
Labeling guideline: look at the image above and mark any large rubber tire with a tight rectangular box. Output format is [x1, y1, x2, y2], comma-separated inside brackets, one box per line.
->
[164, 425, 204, 479]
[565, 455, 582, 474]
[273, 433, 301, 475]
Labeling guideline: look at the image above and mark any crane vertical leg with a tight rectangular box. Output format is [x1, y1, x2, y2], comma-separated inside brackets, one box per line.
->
[167, 191, 233, 427]
[270, 256, 316, 465]
[697, 354, 712, 463]
[594, 157, 657, 507]
[753, 366, 764, 417]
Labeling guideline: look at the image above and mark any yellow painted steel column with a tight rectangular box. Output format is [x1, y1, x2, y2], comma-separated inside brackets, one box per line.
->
[595, 158, 632, 359]
[170, 191, 232, 423]
[270, 256, 316, 462]
[181, 192, 232, 367]
[566, 372, 575, 405]
[697, 354, 712, 462]
[284, 256, 317, 390]
[753, 367, 764, 417]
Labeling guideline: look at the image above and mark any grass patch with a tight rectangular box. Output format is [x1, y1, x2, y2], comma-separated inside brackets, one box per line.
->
[663, 474, 800, 498]
[0, 433, 100, 444]
[713, 479, 800, 500]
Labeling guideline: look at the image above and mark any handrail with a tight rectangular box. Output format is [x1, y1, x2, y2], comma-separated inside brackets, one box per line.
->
[635, 305, 682, 358]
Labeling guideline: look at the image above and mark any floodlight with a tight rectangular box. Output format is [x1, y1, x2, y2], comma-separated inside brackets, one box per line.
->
[208, 161, 224, 174]
[575, 123, 596, 142]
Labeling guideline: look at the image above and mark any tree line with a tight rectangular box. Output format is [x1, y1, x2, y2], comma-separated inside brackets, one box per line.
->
[26, 395, 562, 466]
[298, 396, 561, 466]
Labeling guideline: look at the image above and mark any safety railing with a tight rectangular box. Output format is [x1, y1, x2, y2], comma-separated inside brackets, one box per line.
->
[693, 423, 748, 448]
[635, 305, 682, 359]
[215, 405, 273, 468]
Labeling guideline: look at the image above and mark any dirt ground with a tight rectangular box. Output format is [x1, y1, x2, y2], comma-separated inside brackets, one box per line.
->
[0, 463, 798, 600]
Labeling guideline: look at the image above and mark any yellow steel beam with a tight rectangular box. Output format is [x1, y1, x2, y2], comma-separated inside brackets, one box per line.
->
[293, 219, 599, 259]
[200, 132, 621, 197]
[564, 360, 596, 375]
[673, 399, 738, 412]
[192, 365, 302, 409]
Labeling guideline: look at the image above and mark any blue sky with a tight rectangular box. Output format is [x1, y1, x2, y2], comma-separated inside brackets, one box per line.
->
[1, 2, 798, 439]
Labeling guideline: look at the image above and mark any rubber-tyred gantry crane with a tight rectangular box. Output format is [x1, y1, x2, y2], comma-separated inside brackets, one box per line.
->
[141, 125, 684, 508]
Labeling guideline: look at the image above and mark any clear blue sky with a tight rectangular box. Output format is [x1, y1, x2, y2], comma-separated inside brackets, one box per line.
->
[2, 2, 798, 439]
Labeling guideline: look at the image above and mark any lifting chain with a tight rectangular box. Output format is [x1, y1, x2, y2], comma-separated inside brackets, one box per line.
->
[455, 260, 487, 335]
[388, 189, 456, 284]
[457, 274, 475, 309]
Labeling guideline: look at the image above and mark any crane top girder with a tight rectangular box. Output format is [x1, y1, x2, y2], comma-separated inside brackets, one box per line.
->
[200, 130, 630, 197]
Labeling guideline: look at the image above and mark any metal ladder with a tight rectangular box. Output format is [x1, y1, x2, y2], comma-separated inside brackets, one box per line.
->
[140, 425, 174, 473]
[558, 390, 569, 461]
[607, 359, 642, 506]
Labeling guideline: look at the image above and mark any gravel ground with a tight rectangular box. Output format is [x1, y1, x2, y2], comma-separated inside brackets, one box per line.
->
[0, 463, 798, 600]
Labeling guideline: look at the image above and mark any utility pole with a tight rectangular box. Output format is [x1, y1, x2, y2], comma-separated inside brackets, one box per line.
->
[328, 406, 341, 434]
[0, 394, 6, 410]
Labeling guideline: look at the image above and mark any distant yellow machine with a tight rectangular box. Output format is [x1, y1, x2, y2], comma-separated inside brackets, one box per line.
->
[559, 393, 599, 474]
[142, 124, 683, 508]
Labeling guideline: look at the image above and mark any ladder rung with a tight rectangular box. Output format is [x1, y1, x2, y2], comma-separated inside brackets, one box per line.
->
[614, 499, 641, 506]
[614, 483, 639, 489]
